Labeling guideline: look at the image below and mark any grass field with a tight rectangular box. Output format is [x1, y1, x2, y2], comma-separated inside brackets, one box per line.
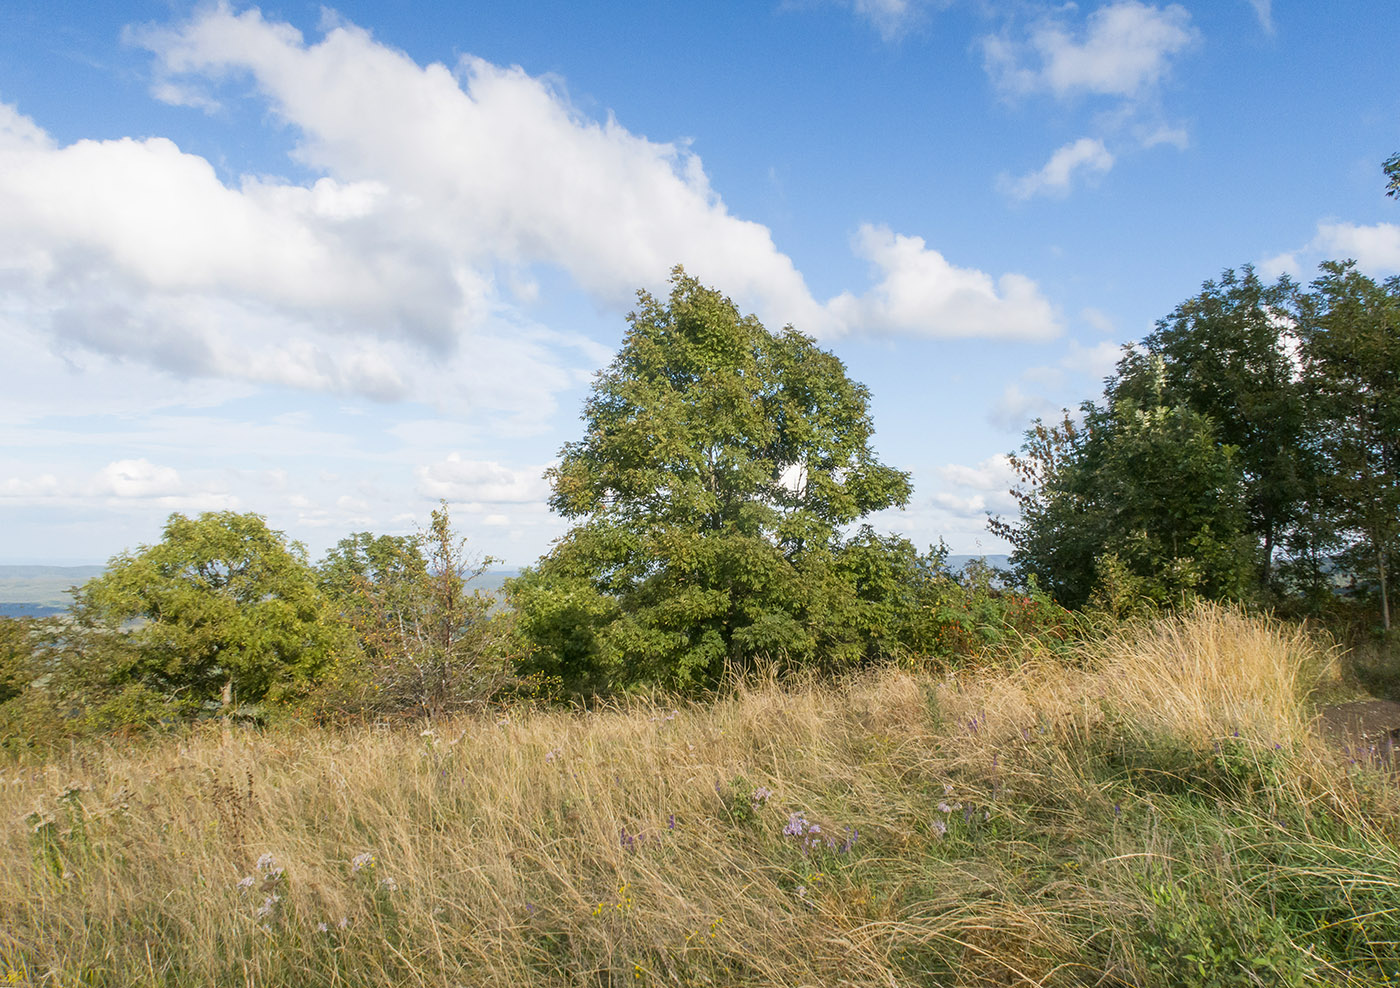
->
[2, 605, 1397, 986]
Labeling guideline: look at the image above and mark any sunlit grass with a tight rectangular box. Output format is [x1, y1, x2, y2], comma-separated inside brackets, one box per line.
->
[2, 605, 1396, 986]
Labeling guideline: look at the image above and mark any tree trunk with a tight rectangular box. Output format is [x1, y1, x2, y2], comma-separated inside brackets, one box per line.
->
[1380, 544, 1392, 631]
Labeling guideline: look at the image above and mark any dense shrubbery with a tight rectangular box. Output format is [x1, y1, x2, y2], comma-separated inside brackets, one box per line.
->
[0, 504, 515, 746]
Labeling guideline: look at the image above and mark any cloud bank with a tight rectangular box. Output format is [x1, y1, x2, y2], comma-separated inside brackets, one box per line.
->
[0, 4, 1062, 425]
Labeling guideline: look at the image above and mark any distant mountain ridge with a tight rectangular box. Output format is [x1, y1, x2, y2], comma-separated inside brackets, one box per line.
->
[0, 565, 105, 616]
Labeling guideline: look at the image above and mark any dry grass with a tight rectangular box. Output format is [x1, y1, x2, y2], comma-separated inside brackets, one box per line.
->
[1, 605, 1395, 987]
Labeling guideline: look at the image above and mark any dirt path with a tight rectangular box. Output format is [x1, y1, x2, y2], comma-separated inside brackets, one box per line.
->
[1319, 699, 1400, 768]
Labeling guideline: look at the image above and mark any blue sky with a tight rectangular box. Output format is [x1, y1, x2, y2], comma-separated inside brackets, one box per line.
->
[1, 1, 1396, 566]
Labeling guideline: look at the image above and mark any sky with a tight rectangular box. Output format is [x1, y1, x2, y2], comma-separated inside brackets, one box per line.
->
[0, 1, 1397, 567]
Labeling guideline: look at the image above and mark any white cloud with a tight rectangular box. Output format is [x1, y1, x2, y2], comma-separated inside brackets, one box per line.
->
[1258, 251, 1302, 281]
[0, 4, 1065, 434]
[1259, 221, 1400, 284]
[1137, 123, 1190, 149]
[845, 0, 941, 41]
[828, 225, 1061, 340]
[1003, 137, 1114, 200]
[988, 383, 1059, 431]
[94, 458, 183, 498]
[1246, 0, 1274, 35]
[1313, 221, 1400, 274]
[415, 455, 552, 504]
[0, 458, 238, 512]
[1059, 339, 1123, 380]
[1081, 306, 1117, 335]
[983, 2, 1198, 101]
[938, 454, 1017, 493]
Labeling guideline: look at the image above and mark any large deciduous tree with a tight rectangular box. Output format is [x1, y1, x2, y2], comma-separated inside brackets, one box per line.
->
[1297, 261, 1400, 628]
[511, 269, 912, 691]
[1109, 267, 1313, 583]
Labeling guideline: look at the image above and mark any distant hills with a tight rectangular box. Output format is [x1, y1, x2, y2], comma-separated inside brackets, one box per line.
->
[0, 557, 1013, 619]
[0, 565, 104, 617]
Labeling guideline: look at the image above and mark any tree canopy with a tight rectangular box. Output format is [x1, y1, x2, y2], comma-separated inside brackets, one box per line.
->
[72, 511, 344, 714]
[512, 268, 913, 690]
[999, 258, 1400, 626]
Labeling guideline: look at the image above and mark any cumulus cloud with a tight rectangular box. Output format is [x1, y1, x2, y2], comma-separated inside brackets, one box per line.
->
[1313, 221, 1400, 274]
[983, 2, 1198, 101]
[939, 454, 1017, 494]
[0, 457, 237, 510]
[1258, 221, 1400, 284]
[828, 225, 1061, 339]
[1258, 251, 1302, 281]
[0, 4, 1064, 424]
[1003, 137, 1114, 200]
[93, 459, 183, 498]
[415, 455, 552, 504]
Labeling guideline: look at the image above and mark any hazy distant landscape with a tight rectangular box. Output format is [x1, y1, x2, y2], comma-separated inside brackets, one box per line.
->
[0, 558, 1012, 619]
[0, 566, 104, 617]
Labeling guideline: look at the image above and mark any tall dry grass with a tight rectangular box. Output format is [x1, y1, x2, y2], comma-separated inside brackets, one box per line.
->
[0, 605, 1394, 987]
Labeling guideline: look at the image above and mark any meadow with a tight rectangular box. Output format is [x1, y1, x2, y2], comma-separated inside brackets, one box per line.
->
[2, 605, 1397, 987]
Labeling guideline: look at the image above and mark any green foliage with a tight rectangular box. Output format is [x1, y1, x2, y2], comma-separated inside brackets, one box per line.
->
[0, 616, 70, 752]
[512, 269, 912, 691]
[1386, 151, 1400, 198]
[1297, 261, 1400, 629]
[310, 503, 516, 716]
[68, 511, 346, 718]
[0, 616, 34, 706]
[1004, 255, 1400, 627]
[996, 392, 1254, 610]
[1111, 266, 1314, 586]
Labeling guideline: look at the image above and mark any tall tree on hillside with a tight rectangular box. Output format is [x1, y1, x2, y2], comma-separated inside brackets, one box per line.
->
[1109, 267, 1312, 585]
[1297, 261, 1400, 629]
[510, 268, 912, 691]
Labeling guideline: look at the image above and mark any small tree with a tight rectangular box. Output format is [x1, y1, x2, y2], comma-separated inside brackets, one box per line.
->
[512, 268, 912, 691]
[70, 511, 344, 718]
[315, 503, 514, 715]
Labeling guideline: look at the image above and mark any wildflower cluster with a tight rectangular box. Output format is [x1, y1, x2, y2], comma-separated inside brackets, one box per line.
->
[931, 784, 990, 840]
[782, 812, 858, 857]
[236, 853, 285, 925]
[592, 881, 635, 917]
[349, 850, 397, 891]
